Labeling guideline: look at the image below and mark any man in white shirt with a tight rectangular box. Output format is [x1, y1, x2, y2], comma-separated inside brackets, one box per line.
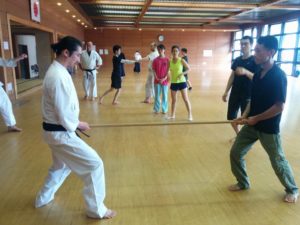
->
[140, 42, 159, 103]
[0, 54, 27, 132]
[36, 36, 116, 219]
[79, 41, 102, 101]
[133, 50, 142, 73]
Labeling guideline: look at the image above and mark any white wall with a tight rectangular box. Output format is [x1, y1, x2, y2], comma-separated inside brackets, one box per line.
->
[15, 35, 38, 78]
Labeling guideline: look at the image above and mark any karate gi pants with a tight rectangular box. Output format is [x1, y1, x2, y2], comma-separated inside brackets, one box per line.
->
[83, 71, 97, 98]
[35, 132, 108, 218]
[0, 87, 16, 126]
[145, 70, 155, 99]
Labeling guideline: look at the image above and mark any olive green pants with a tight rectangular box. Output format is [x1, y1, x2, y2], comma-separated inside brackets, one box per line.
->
[230, 125, 298, 194]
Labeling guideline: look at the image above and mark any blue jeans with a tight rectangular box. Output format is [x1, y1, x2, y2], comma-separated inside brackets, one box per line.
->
[154, 84, 168, 113]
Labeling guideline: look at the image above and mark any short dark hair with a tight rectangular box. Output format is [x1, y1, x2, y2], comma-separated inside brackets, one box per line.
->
[113, 45, 122, 54]
[157, 44, 165, 50]
[241, 36, 253, 45]
[181, 48, 187, 53]
[257, 35, 278, 54]
[51, 36, 82, 56]
[171, 45, 180, 51]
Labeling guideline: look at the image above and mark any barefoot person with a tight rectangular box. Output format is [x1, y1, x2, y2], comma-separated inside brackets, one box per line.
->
[229, 36, 298, 203]
[35, 36, 116, 219]
[79, 41, 102, 101]
[0, 54, 27, 132]
[140, 42, 159, 103]
[168, 45, 193, 121]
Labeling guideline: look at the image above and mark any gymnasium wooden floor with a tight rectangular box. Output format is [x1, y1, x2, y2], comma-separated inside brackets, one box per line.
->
[1, 65, 300, 225]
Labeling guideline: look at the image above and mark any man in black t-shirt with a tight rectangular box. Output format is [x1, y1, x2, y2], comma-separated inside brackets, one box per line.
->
[223, 36, 259, 137]
[181, 48, 192, 90]
[228, 36, 298, 203]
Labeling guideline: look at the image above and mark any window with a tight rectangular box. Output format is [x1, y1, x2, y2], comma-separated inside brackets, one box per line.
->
[284, 20, 298, 34]
[297, 50, 300, 62]
[282, 34, 297, 49]
[270, 23, 282, 35]
[295, 65, 300, 77]
[235, 31, 242, 39]
[244, 29, 252, 36]
[261, 25, 269, 36]
[255, 19, 300, 76]
[280, 63, 293, 75]
[253, 28, 257, 37]
[281, 50, 295, 62]
[233, 51, 241, 59]
[234, 40, 241, 50]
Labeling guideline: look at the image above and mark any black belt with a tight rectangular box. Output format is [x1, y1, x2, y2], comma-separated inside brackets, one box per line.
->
[42, 122, 90, 138]
[83, 68, 96, 79]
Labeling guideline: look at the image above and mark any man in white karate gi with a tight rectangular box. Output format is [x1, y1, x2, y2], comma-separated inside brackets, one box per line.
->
[35, 36, 116, 219]
[140, 42, 159, 103]
[79, 41, 102, 100]
[0, 54, 27, 132]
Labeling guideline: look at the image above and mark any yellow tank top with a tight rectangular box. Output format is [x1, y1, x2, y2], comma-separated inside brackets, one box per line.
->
[170, 57, 186, 83]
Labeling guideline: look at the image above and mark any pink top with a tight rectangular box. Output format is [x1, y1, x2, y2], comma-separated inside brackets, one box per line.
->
[152, 56, 169, 86]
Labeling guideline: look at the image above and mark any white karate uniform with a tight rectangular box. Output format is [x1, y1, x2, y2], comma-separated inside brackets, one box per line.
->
[36, 60, 107, 218]
[145, 51, 159, 99]
[80, 50, 102, 98]
[0, 58, 17, 127]
[134, 52, 142, 61]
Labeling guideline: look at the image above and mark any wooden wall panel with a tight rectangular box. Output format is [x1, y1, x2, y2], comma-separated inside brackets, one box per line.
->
[84, 29, 232, 72]
[0, 0, 85, 99]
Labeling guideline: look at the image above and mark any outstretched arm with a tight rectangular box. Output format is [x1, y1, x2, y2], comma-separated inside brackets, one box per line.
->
[121, 59, 136, 64]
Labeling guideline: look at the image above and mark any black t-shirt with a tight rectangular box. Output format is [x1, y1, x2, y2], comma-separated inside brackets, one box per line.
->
[112, 55, 123, 78]
[249, 64, 287, 134]
[120, 53, 126, 77]
[231, 55, 258, 99]
[182, 55, 188, 73]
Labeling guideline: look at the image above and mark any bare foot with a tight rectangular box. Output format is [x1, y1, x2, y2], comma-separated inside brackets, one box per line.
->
[166, 115, 175, 120]
[8, 125, 22, 132]
[284, 193, 299, 203]
[112, 101, 120, 105]
[102, 209, 117, 219]
[98, 97, 103, 104]
[90, 97, 96, 101]
[141, 99, 151, 104]
[228, 184, 245, 192]
[83, 96, 88, 100]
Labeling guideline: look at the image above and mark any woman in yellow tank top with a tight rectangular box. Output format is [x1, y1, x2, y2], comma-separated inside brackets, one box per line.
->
[169, 45, 193, 121]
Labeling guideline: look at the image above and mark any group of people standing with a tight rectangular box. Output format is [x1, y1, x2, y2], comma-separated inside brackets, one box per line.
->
[0, 33, 298, 221]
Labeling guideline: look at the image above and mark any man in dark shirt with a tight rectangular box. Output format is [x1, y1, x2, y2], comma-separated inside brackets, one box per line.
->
[181, 48, 192, 90]
[228, 36, 298, 203]
[223, 36, 258, 137]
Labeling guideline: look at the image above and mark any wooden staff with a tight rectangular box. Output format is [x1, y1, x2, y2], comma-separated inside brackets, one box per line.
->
[90, 120, 233, 128]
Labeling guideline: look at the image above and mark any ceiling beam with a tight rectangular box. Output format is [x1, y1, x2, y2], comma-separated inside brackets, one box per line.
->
[203, 0, 288, 27]
[92, 24, 239, 31]
[67, 0, 94, 26]
[74, 0, 300, 10]
[135, 0, 153, 27]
